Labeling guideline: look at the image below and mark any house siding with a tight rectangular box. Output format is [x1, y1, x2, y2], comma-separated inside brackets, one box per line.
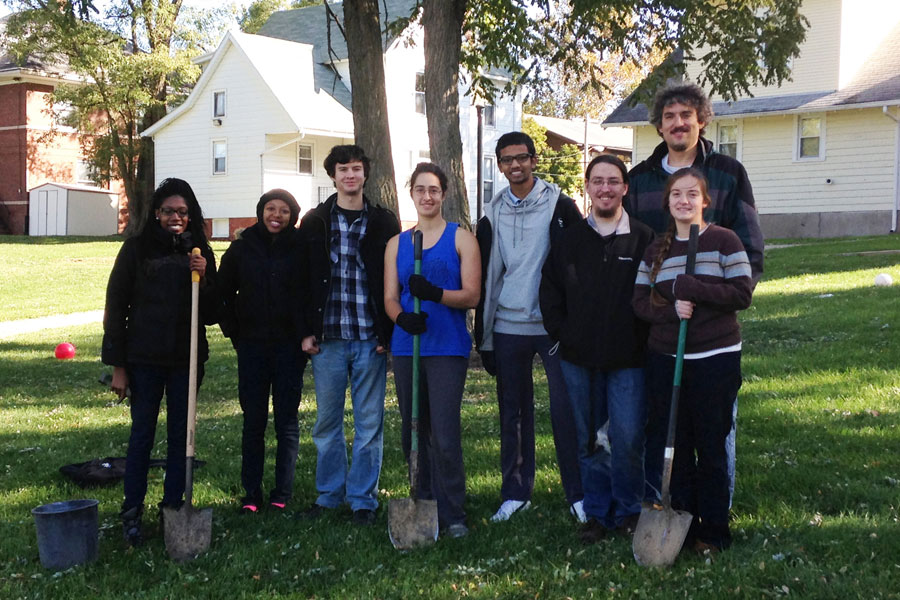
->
[152, 42, 298, 221]
[686, 0, 842, 100]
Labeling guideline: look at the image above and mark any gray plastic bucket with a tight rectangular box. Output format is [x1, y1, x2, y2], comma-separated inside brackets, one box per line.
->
[32, 499, 100, 570]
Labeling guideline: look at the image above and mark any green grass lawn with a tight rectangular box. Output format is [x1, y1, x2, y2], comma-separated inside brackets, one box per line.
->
[1, 235, 899, 599]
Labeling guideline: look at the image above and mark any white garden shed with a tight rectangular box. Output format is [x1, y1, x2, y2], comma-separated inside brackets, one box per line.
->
[28, 183, 120, 236]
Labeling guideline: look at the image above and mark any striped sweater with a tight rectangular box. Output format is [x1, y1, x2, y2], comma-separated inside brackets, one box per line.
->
[632, 224, 753, 355]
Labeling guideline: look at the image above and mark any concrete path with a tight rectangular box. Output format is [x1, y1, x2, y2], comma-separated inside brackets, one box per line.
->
[0, 310, 104, 340]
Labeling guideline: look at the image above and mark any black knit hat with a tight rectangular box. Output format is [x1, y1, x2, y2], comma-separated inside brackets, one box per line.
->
[257, 189, 300, 228]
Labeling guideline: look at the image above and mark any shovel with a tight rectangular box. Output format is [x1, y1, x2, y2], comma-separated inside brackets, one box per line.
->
[164, 248, 212, 562]
[633, 223, 699, 567]
[388, 229, 439, 550]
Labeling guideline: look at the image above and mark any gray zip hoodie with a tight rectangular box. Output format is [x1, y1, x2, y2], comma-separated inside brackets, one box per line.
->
[481, 177, 561, 350]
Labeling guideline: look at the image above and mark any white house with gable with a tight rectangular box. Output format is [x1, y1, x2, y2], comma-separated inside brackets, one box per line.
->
[142, 0, 522, 237]
[604, 0, 900, 238]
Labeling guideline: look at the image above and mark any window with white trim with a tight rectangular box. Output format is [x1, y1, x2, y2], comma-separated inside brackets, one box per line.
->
[212, 218, 229, 239]
[213, 140, 227, 175]
[483, 157, 495, 200]
[483, 105, 496, 128]
[797, 115, 824, 160]
[213, 91, 226, 118]
[75, 160, 93, 184]
[298, 143, 313, 174]
[415, 72, 426, 115]
[716, 123, 739, 159]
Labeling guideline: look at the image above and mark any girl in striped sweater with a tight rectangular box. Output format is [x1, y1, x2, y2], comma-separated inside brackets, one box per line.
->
[632, 167, 753, 553]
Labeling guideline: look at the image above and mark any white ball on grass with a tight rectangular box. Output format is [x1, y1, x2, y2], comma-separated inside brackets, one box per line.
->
[874, 273, 893, 287]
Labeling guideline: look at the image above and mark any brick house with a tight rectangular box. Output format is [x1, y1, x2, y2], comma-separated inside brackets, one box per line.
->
[0, 15, 121, 235]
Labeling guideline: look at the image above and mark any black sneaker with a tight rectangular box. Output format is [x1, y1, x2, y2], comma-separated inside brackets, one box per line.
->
[296, 503, 330, 520]
[578, 518, 609, 544]
[120, 505, 144, 547]
[352, 508, 376, 526]
[241, 491, 264, 514]
[615, 514, 640, 536]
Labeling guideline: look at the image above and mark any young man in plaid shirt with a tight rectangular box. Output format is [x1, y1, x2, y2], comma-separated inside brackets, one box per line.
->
[298, 145, 400, 525]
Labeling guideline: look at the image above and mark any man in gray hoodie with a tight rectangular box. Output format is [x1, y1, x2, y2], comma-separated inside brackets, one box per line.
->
[474, 131, 584, 523]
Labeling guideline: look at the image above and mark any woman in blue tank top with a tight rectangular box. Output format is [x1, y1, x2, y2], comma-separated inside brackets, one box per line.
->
[384, 162, 481, 538]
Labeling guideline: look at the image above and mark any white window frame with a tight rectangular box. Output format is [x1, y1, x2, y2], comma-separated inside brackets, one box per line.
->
[483, 105, 496, 128]
[297, 142, 314, 175]
[211, 218, 229, 239]
[483, 156, 495, 200]
[212, 139, 227, 175]
[714, 120, 742, 161]
[794, 114, 826, 162]
[414, 72, 426, 115]
[75, 159, 94, 185]
[213, 90, 226, 118]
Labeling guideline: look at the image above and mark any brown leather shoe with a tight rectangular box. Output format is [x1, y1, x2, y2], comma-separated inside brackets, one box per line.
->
[578, 518, 609, 544]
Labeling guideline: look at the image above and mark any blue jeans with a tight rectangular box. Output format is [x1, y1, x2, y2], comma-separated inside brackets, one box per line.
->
[236, 339, 307, 503]
[123, 363, 202, 511]
[561, 361, 646, 528]
[310, 339, 386, 511]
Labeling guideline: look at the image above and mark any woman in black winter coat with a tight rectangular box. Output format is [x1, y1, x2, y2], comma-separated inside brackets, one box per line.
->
[102, 178, 217, 547]
[218, 189, 307, 512]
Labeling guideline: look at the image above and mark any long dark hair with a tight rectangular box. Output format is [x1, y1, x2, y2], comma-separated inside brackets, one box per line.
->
[648, 168, 710, 306]
[140, 178, 212, 255]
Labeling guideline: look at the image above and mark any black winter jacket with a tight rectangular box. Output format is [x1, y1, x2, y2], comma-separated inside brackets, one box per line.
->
[539, 215, 654, 370]
[101, 226, 218, 368]
[473, 192, 582, 350]
[298, 194, 400, 346]
[218, 223, 306, 343]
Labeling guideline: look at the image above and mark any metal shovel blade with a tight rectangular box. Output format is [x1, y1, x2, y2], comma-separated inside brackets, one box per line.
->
[387, 497, 438, 550]
[632, 502, 693, 567]
[163, 505, 212, 563]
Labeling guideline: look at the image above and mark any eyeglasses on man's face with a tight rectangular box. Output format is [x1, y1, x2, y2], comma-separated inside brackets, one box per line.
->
[159, 207, 189, 218]
[498, 153, 534, 166]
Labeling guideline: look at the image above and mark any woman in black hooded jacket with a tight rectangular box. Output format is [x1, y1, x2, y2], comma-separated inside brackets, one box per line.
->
[218, 189, 308, 512]
[102, 178, 217, 547]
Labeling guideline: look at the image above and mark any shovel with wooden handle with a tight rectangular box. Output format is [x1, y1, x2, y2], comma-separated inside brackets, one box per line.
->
[633, 223, 699, 567]
[164, 247, 213, 562]
[388, 229, 439, 550]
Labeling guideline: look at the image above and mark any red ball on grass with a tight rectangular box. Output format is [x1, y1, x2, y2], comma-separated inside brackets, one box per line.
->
[54, 342, 76, 360]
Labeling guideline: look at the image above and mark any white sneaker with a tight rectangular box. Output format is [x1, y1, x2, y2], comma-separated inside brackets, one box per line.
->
[490, 500, 531, 522]
[570, 500, 587, 523]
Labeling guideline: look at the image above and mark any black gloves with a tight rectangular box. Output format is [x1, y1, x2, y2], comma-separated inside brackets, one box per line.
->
[396, 311, 428, 335]
[408, 274, 444, 303]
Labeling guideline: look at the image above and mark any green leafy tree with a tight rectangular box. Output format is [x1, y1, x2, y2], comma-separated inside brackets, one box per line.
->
[2, 0, 230, 233]
[378, 0, 807, 225]
[522, 116, 582, 198]
[240, 0, 321, 34]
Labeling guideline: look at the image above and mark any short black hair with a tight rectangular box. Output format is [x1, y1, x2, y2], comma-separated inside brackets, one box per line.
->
[649, 82, 713, 136]
[323, 144, 370, 179]
[495, 131, 536, 158]
[408, 162, 448, 193]
[585, 154, 629, 185]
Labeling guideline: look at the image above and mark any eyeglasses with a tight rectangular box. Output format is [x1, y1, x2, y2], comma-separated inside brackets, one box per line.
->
[588, 178, 624, 188]
[159, 207, 189, 218]
[498, 153, 534, 166]
[413, 186, 443, 197]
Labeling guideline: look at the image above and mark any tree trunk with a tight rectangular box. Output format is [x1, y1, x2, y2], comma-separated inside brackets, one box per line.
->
[422, 0, 471, 230]
[343, 0, 399, 216]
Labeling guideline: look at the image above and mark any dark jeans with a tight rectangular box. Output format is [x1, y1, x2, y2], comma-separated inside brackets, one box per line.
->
[645, 351, 741, 549]
[560, 361, 646, 528]
[394, 355, 468, 527]
[237, 338, 307, 503]
[123, 363, 204, 511]
[493, 332, 582, 504]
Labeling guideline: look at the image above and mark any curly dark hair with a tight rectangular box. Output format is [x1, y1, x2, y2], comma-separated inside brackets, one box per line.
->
[649, 82, 714, 137]
[408, 162, 448, 193]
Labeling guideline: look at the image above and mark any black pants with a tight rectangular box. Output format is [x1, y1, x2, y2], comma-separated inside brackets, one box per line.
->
[237, 338, 307, 503]
[394, 355, 468, 527]
[493, 332, 582, 505]
[645, 351, 741, 549]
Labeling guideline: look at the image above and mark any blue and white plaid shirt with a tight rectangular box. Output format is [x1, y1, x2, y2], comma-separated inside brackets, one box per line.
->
[322, 203, 375, 340]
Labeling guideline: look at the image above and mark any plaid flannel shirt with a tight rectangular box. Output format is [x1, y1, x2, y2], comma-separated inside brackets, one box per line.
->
[322, 204, 375, 340]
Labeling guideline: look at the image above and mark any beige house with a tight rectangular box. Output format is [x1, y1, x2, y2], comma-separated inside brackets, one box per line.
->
[604, 0, 900, 238]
